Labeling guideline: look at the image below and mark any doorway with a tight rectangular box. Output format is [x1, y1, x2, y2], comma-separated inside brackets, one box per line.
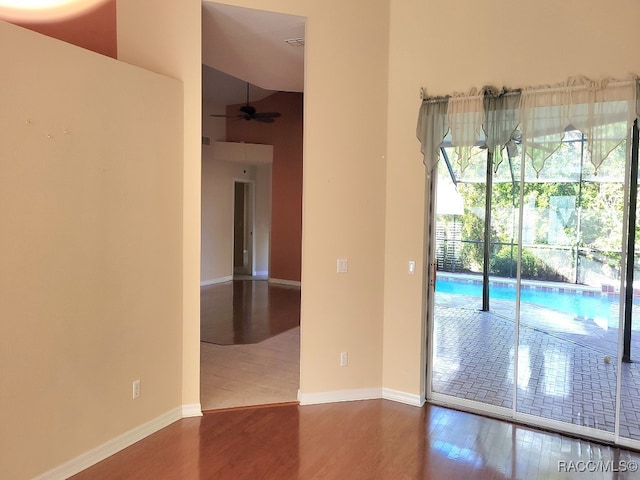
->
[233, 180, 254, 276]
[200, 2, 305, 411]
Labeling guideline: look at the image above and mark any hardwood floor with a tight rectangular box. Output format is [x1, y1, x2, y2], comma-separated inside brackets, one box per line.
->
[70, 400, 640, 479]
[200, 280, 300, 345]
[85, 279, 637, 478]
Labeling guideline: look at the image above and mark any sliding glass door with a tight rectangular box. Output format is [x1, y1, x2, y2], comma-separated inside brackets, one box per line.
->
[619, 123, 640, 444]
[515, 130, 625, 434]
[428, 111, 640, 446]
[432, 146, 518, 411]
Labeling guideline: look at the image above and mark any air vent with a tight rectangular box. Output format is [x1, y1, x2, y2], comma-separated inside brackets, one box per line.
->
[202, 136, 211, 146]
[284, 37, 305, 47]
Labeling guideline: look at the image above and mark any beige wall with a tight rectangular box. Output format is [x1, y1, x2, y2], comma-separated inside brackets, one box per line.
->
[202, 99, 227, 144]
[0, 21, 183, 480]
[214, 0, 390, 393]
[201, 100, 230, 283]
[117, 0, 202, 408]
[382, 0, 640, 397]
[299, 0, 389, 392]
[255, 164, 272, 275]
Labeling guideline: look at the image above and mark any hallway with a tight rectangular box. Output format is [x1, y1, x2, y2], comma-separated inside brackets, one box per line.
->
[200, 280, 301, 410]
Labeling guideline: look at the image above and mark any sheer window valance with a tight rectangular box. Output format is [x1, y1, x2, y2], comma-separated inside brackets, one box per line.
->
[416, 97, 448, 174]
[447, 91, 484, 174]
[417, 77, 639, 177]
[483, 88, 520, 172]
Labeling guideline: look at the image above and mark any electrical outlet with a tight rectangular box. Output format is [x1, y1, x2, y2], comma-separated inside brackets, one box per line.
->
[340, 352, 348, 367]
[132, 379, 140, 399]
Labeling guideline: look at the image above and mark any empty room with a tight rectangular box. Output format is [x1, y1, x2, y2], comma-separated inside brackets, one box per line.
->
[2, 1, 640, 479]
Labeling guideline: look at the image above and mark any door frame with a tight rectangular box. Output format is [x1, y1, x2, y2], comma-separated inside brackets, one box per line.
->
[232, 178, 256, 276]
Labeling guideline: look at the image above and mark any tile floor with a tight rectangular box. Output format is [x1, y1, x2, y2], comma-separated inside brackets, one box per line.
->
[432, 293, 640, 440]
[200, 280, 301, 410]
[200, 326, 300, 410]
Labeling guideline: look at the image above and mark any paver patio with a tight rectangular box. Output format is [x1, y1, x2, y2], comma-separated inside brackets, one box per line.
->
[432, 293, 640, 439]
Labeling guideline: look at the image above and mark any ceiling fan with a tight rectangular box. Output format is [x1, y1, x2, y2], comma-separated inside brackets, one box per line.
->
[210, 83, 281, 123]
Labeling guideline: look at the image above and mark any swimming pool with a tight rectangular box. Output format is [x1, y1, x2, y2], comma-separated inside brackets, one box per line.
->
[435, 275, 638, 322]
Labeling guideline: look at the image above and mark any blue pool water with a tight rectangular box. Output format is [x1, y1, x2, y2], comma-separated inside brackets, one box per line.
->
[435, 277, 637, 322]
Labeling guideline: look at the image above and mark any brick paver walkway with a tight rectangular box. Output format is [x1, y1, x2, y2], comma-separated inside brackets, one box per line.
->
[432, 294, 640, 439]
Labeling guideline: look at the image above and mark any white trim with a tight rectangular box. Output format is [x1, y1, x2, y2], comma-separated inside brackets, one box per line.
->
[617, 436, 640, 451]
[269, 278, 301, 287]
[429, 393, 618, 445]
[298, 388, 381, 405]
[182, 403, 203, 417]
[430, 393, 515, 423]
[382, 388, 425, 407]
[200, 276, 232, 286]
[298, 388, 425, 407]
[33, 406, 183, 480]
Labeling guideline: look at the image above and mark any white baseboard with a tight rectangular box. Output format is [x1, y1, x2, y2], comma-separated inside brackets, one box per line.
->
[36, 388, 420, 480]
[298, 388, 382, 405]
[201, 276, 232, 286]
[382, 388, 425, 407]
[182, 403, 203, 417]
[253, 270, 268, 277]
[269, 278, 301, 287]
[34, 406, 183, 480]
[298, 388, 425, 408]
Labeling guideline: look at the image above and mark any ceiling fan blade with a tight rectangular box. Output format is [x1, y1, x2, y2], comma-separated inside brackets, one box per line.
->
[210, 113, 242, 118]
[253, 112, 282, 118]
[254, 116, 276, 123]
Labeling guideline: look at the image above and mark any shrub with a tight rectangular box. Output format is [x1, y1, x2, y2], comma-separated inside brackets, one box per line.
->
[489, 246, 567, 281]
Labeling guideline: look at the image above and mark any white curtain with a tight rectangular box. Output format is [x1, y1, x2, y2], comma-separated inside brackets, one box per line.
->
[447, 91, 484, 174]
[519, 77, 637, 176]
[416, 77, 639, 177]
[416, 97, 448, 175]
[483, 88, 521, 172]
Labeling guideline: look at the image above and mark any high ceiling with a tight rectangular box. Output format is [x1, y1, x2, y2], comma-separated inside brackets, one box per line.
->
[202, 65, 276, 106]
[201, 2, 305, 106]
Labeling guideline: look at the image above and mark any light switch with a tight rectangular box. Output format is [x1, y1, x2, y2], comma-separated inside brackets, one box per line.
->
[337, 258, 348, 273]
[408, 261, 416, 275]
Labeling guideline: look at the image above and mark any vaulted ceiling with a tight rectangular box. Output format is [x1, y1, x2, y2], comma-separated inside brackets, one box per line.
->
[201, 2, 305, 105]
